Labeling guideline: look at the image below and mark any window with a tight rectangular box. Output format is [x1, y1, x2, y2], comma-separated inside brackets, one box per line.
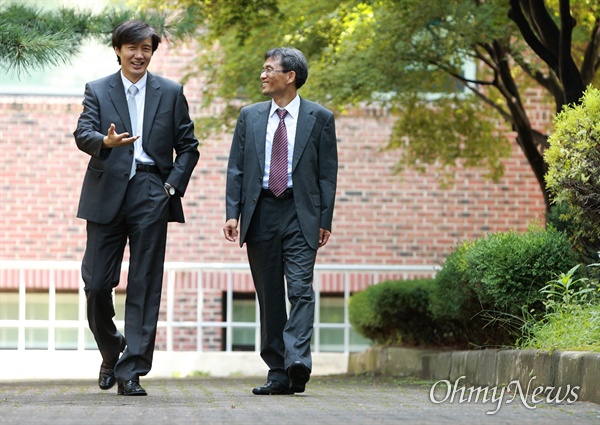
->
[224, 292, 372, 353]
[0, 292, 18, 349]
[0, 290, 125, 350]
[225, 292, 256, 351]
[317, 295, 371, 353]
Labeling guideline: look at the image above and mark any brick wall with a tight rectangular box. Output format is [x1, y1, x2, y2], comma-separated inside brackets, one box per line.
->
[0, 43, 548, 272]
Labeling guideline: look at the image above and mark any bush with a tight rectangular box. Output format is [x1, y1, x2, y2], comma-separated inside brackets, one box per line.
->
[430, 225, 578, 347]
[428, 241, 477, 322]
[544, 85, 600, 257]
[521, 304, 600, 352]
[349, 278, 454, 347]
[520, 264, 600, 352]
[466, 225, 578, 317]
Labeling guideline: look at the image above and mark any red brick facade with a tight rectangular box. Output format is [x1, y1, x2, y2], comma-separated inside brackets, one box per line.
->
[0, 43, 550, 351]
[0, 44, 548, 266]
[0, 51, 550, 274]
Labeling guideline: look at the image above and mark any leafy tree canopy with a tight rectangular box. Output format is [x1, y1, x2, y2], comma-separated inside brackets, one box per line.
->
[137, 0, 599, 209]
[2, 0, 599, 211]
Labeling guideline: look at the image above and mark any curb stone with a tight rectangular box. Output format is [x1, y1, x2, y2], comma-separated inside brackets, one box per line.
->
[348, 347, 600, 404]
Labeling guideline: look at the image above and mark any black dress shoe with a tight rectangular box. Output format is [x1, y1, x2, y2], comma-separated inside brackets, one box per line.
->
[252, 380, 294, 395]
[98, 363, 116, 390]
[98, 336, 127, 390]
[288, 361, 310, 393]
[118, 379, 147, 396]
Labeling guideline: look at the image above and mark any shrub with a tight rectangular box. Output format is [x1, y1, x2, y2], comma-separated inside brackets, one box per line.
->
[520, 264, 600, 352]
[544, 85, 600, 257]
[428, 241, 477, 322]
[430, 225, 578, 347]
[349, 278, 453, 347]
[465, 225, 578, 318]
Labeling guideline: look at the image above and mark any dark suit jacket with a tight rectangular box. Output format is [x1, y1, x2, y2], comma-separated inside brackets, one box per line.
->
[226, 98, 338, 250]
[74, 71, 199, 223]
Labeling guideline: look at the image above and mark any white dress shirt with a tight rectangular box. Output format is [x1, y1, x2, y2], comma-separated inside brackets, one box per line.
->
[263, 94, 300, 189]
[121, 71, 154, 165]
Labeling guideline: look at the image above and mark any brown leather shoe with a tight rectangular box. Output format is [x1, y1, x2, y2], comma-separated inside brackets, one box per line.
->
[252, 380, 294, 395]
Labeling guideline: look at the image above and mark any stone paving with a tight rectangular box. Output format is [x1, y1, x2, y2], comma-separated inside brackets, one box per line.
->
[1, 375, 599, 425]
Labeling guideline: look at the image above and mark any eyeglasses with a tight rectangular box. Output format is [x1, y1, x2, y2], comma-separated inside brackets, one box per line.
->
[260, 68, 287, 76]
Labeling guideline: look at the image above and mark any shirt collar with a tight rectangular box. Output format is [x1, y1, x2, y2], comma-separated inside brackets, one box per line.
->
[121, 71, 148, 94]
[270, 94, 300, 119]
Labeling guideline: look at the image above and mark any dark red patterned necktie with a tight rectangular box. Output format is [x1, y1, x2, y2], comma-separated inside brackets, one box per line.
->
[269, 108, 288, 197]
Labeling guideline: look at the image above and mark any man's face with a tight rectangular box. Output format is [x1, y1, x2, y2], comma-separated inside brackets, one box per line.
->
[114, 37, 153, 83]
[260, 56, 293, 98]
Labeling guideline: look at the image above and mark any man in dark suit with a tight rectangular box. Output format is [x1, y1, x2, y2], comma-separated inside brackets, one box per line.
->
[224, 47, 337, 395]
[73, 20, 199, 396]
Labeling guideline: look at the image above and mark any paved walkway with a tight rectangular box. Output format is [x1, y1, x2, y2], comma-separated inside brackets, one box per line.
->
[1, 375, 599, 425]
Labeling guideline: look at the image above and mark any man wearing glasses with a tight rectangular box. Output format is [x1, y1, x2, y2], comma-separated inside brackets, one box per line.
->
[224, 47, 338, 395]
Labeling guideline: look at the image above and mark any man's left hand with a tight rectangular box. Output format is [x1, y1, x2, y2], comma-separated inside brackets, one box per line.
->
[319, 229, 331, 248]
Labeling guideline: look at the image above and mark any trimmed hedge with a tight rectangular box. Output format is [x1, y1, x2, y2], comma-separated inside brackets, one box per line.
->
[429, 225, 578, 346]
[349, 278, 457, 347]
[350, 226, 579, 349]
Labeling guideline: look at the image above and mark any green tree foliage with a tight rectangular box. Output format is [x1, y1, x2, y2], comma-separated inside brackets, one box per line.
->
[544, 85, 600, 255]
[0, 2, 198, 77]
[137, 0, 599, 211]
[2, 1, 599, 211]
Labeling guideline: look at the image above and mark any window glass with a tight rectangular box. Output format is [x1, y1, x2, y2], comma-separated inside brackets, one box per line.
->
[0, 292, 18, 320]
[55, 293, 78, 320]
[0, 290, 123, 349]
[0, 328, 18, 349]
[26, 293, 49, 320]
[231, 297, 256, 351]
[25, 328, 48, 349]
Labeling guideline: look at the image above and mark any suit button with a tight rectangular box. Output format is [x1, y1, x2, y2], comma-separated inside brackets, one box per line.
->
[129, 149, 133, 154]
[252, 198, 257, 204]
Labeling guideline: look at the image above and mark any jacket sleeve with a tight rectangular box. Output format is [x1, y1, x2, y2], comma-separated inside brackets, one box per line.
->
[318, 111, 338, 231]
[225, 109, 247, 221]
[73, 82, 111, 160]
[165, 85, 199, 196]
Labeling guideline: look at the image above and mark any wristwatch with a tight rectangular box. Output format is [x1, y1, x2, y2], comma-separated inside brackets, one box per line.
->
[164, 183, 175, 197]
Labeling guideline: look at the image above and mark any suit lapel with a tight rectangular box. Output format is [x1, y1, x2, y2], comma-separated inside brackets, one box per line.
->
[107, 72, 132, 134]
[143, 72, 161, 144]
[293, 98, 316, 171]
[252, 102, 270, 175]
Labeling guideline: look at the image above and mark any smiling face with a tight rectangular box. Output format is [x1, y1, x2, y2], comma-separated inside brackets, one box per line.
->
[114, 37, 153, 83]
[261, 56, 296, 101]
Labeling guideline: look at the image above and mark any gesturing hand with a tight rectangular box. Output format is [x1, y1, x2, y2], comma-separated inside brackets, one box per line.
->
[102, 123, 139, 148]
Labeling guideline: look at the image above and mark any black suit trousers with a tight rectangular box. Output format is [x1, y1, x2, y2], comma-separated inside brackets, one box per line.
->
[245, 194, 317, 385]
[81, 171, 169, 383]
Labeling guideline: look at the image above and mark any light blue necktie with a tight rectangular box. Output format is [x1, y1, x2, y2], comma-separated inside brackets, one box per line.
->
[127, 85, 139, 180]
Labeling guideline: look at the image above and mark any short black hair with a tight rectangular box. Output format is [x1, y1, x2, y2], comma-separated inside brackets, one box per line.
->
[265, 47, 308, 89]
[112, 20, 161, 65]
